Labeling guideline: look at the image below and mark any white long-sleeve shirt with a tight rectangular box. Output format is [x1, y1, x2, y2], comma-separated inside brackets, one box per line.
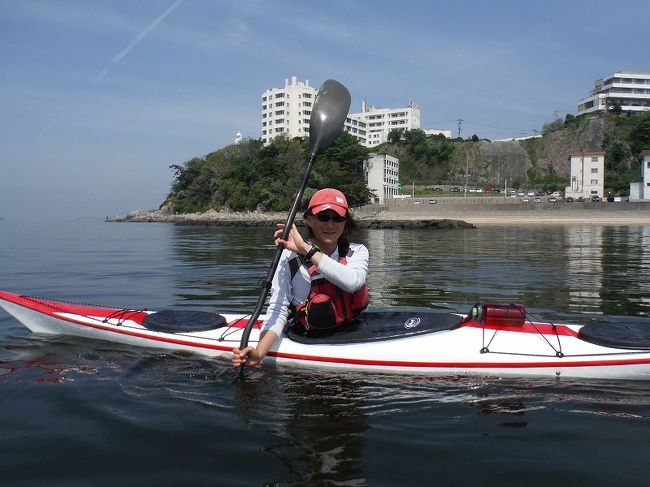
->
[263, 242, 369, 337]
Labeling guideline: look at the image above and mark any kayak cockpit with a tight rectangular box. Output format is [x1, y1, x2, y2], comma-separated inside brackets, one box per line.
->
[578, 322, 650, 350]
[287, 309, 464, 344]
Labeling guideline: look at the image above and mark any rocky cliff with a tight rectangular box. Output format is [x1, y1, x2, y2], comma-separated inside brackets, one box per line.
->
[447, 117, 606, 184]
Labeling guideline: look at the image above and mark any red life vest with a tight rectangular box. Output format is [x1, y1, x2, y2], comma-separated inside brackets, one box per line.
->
[292, 242, 369, 331]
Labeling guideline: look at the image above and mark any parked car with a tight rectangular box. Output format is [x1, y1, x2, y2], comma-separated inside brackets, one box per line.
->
[450, 187, 461, 192]
[549, 197, 558, 203]
[428, 199, 438, 205]
[522, 198, 530, 203]
[591, 195, 601, 202]
[576, 196, 585, 202]
[565, 196, 574, 203]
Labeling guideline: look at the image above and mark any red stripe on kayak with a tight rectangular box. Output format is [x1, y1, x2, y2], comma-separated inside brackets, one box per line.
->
[225, 318, 258, 329]
[267, 351, 650, 369]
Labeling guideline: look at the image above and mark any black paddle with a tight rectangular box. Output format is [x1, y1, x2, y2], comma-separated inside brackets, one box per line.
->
[237, 79, 351, 369]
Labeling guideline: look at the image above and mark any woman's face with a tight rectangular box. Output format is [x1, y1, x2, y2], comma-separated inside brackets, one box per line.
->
[307, 210, 346, 249]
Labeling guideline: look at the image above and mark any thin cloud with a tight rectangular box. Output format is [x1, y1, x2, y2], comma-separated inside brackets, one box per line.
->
[95, 0, 183, 82]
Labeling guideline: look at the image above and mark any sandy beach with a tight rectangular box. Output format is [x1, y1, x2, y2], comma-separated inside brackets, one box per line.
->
[373, 201, 650, 226]
[373, 208, 650, 226]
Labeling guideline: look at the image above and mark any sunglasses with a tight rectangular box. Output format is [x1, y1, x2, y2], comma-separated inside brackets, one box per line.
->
[315, 213, 346, 223]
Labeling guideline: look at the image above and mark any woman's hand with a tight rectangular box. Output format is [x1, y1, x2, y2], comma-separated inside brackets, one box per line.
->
[274, 223, 309, 255]
[231, 346, 264, 368]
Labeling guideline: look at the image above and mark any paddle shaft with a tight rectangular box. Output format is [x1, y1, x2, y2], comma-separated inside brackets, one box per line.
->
[238, 152, 317, 352]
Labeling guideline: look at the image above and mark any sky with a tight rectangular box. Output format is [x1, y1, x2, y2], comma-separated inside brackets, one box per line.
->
[1, 0, 649, 221]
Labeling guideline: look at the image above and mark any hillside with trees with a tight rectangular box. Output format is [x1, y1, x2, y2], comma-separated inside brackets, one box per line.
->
[163, 131, 372, 213]
[162, 110, 650, 213]
[378, 110, 649, 195]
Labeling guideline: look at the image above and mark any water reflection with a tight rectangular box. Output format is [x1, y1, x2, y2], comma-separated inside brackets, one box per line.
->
[358, 225, 650, 318]
[169, 226, 274, 312]
[233, 371, 369, 485]
[166, 224, 650, 319]
[566, 226, 604, 313]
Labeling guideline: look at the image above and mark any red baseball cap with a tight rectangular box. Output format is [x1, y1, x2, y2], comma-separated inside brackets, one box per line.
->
[308, 188, 348, 217]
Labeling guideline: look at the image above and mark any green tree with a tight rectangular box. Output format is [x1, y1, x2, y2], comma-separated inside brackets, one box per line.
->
[388, 129, 403, 144]
[629, 111, 650, 154]
[312, 131, 372, 207]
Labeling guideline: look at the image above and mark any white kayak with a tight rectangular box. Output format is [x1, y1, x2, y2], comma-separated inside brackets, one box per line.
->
[2, 290, 650, 380]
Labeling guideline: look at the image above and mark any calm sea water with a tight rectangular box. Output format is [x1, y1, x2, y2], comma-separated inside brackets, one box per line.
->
[2, 220, 650, 486]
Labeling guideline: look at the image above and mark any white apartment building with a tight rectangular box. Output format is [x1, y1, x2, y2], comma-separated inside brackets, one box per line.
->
[629, 151, 650, 201]
[423, 128, 452, 138]
[565, 151, 605, 199]
[577, 71, 650, 115]
[364, 153, 399, 204]
[346, 101, 421, 147]
[261, 76, 317, 145]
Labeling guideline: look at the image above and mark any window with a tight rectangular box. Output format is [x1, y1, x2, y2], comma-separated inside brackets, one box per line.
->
[591, 156, 599, 162]
[646, 161, 650, 169]
[591, 179, 598, 185]
[591, 168, 598, 173]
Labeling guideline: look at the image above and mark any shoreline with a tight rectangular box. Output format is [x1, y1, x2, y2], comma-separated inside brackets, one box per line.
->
[107, 202, 650, 228]
[106, 209, 476, 229]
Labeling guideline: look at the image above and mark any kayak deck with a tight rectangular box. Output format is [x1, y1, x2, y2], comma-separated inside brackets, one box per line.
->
[287, 309, 463, 344]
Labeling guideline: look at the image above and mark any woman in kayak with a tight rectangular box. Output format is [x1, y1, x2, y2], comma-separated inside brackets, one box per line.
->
[232, 188, 369, 368]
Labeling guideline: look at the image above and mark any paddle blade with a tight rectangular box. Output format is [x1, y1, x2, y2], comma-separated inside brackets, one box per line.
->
[308, 79, 351, 158]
